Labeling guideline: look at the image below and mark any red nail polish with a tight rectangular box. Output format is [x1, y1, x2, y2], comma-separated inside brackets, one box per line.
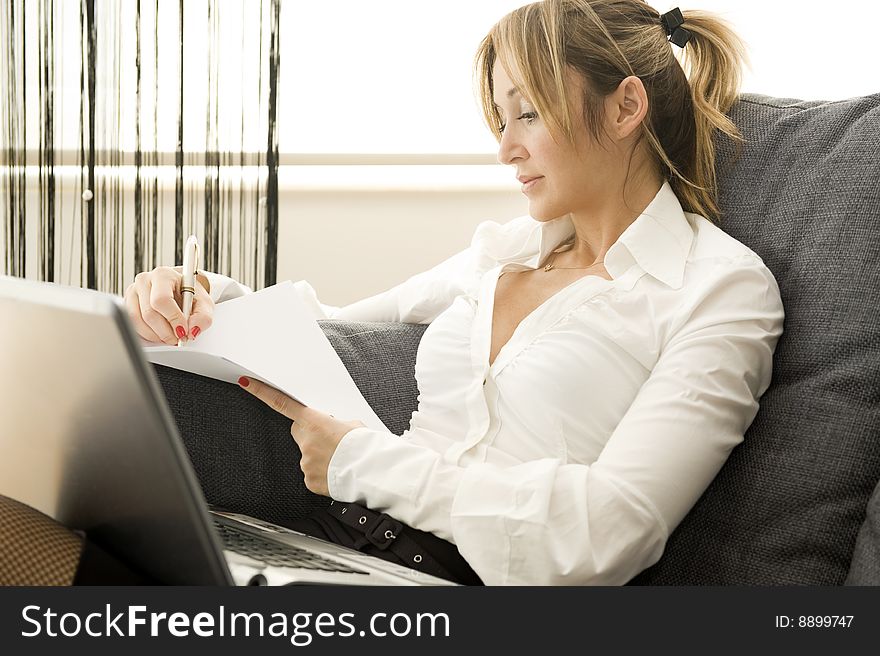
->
[190, 326, 200, 339]
[175, 325, 186, 339]
[238, 376, 249, 388]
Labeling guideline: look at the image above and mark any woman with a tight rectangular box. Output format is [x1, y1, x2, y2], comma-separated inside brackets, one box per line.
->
[125, 0, 784, 585]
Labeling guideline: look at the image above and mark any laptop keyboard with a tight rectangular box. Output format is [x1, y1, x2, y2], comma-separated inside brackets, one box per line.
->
[214, 520, 367, 574]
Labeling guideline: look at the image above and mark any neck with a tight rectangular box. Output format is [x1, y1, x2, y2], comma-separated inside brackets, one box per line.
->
[562, 171, 664, 266]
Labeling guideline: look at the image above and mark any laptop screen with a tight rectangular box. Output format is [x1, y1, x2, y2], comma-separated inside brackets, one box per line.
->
[0, 275, 232, 585]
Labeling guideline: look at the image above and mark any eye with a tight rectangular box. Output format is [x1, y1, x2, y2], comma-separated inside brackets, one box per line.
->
[499, 112, 538, 134]
[520, 111, 538, 124]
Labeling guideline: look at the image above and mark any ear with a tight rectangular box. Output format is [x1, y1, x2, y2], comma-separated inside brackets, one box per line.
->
[605, 75, 649, 141]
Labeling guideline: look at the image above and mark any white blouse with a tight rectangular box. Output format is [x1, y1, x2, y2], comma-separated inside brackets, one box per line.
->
[204, 181, 785, 585]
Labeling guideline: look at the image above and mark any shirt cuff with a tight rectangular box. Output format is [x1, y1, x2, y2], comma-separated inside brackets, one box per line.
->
[290, 279, 341, 320]
[326, 426, 462, 541]
[199, 270, 253, 303]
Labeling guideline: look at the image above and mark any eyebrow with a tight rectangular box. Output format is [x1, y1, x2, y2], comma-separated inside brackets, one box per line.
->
[493, 87, 521, 108]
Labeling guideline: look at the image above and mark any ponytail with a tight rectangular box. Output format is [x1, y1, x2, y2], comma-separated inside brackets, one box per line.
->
[671, 9, 748, 222]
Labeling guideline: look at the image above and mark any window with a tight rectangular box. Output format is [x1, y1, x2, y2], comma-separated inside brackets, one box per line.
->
[4, 0, 877, 159]
[280, 0, 879, 154]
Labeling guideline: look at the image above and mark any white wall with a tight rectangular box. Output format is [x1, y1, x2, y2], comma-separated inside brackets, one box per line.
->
[280, 188, 527, 306]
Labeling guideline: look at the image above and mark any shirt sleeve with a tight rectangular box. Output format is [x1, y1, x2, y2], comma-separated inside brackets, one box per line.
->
[325, 213, 541, 323]
[327, 258, 785, 585]
[200, 270, 254, 304]
[295, 245, 480, 323]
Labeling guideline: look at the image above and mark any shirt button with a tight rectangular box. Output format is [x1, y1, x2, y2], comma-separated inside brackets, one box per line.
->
[482, 378, 487, 386]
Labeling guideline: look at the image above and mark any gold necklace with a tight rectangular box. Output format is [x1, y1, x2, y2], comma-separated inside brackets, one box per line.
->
[543, 249, 604, 272]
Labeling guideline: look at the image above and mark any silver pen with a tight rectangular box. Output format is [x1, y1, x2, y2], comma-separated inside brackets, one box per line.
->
[179, 234, 200, 347]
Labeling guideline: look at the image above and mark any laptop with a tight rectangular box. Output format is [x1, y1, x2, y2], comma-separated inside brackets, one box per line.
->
[0, 275, 456, 586]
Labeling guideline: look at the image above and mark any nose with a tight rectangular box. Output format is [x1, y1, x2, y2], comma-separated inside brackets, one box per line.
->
[497, 126, 527, 166]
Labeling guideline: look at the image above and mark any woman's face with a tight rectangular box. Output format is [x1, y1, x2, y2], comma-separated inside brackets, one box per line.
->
[492, 61, 618, 222]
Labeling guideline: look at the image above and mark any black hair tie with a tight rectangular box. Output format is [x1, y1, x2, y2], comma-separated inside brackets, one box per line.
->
[660, 7, 692, 47]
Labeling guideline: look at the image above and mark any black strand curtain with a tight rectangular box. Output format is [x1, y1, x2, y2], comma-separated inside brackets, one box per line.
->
[0, 0, 280, 294]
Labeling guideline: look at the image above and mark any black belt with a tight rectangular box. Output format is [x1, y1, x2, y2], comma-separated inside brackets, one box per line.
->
[326, 501, 454, 582]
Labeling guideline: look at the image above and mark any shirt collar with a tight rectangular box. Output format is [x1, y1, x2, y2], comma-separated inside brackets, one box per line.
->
[532, 180, 694, 289]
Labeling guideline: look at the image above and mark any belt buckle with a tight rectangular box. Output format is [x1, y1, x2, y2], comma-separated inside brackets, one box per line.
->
[365, 513, 402, 550]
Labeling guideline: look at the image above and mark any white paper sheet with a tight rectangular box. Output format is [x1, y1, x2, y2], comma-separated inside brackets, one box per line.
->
[143, 281, 388, 432]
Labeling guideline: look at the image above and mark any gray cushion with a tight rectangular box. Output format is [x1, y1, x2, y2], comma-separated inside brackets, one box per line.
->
[630, 92, 880, 585]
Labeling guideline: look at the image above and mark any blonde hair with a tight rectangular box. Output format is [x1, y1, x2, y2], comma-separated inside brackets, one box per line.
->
[475, 0, 748, 223]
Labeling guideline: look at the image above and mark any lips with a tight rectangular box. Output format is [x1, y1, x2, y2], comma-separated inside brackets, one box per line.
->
[519, 176, 543, 193]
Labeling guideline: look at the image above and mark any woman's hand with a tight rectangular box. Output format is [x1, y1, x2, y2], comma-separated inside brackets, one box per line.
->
[123, 266, 213, 345]
[238, 376, 365, 496]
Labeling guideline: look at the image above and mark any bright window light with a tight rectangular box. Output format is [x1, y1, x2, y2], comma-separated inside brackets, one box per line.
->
[280, 0, 880, 154]
[7, 0, 878, 157]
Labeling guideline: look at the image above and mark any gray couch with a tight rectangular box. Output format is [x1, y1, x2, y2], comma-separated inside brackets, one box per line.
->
[156, 91, 880, 585]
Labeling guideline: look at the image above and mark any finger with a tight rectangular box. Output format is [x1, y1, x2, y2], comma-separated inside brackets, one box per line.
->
[150, 274, 189, 343]
[289, 422, 303, 447]
[238, 376, 305, 421]
[136, 276, 178, 345]
[187, 280, 214, 340]
[124, 282, 164, 343]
